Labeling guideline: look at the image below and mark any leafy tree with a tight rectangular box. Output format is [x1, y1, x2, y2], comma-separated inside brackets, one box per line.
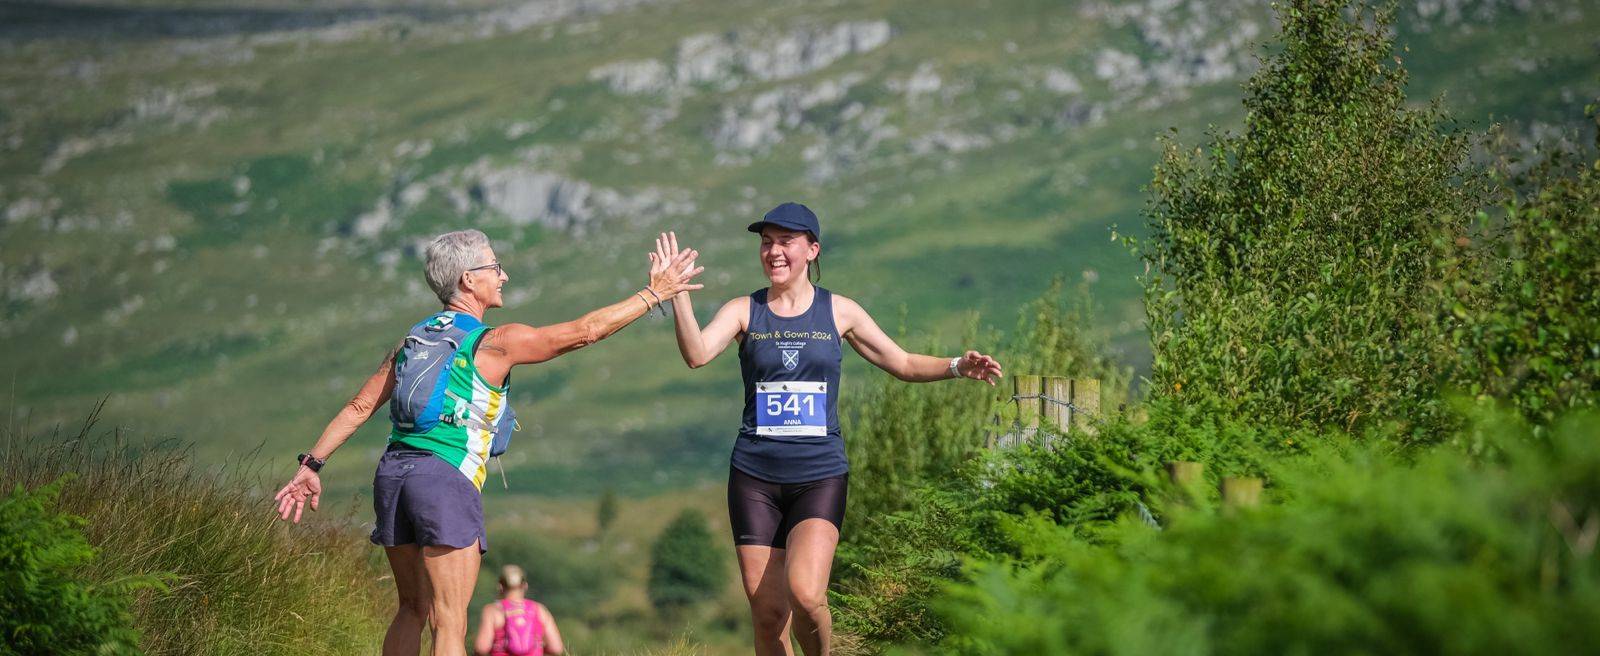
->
[596, 488, 619, 536]
[0, 480, 152, 656]
[646, 509, 725, 613]
[1440, 149, 1600, 429]
[1139, 0, 1491, 439]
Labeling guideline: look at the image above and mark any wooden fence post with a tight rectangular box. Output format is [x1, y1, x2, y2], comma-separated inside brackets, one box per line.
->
[1043, 376, 1070, 446]
[1071, 378, 1100, 436]
[988, 376, 1100, 449]
[1165, 461, 1203, 487]
[1221, 477, 1263, 510]
[1015, 375, 1042, 447]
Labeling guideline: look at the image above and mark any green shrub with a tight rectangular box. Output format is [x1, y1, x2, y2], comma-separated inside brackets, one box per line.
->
[835, 283, 1131, 647]
[1138, 0, 1491, 439]
[935, 411, 1600, 655]
[835, 403, 1316, 649]
[1439, 151, 1600, 428]
[0, 480, 152, 656]
[844, 282, 1130, 529]
[647, 509, 726, 613]
[482, 530, 620, 616]
[0, 409, 389, 655]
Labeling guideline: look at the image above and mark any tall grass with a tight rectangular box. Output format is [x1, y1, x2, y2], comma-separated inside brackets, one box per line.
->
[1, 402, 390, 655]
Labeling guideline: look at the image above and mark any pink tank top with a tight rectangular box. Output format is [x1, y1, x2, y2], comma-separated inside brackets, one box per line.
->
[490, 599, 544, 656]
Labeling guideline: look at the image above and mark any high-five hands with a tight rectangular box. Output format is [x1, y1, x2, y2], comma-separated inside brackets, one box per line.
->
[957, 350, 1004, 385]
[648, 231, 704, 299]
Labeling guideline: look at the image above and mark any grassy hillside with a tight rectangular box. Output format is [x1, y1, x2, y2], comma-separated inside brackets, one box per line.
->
[2, 1, 1595, 652]
[1, 0, 1595, 495]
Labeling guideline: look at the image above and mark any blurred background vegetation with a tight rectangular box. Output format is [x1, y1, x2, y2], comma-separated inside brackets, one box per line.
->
[1, 0, 1597, 653]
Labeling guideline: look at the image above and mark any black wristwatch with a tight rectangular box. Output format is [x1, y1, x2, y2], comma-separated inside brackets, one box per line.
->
[296, 452, 326, 473]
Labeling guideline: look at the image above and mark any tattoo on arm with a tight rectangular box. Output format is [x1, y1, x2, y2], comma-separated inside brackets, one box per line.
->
[479, 329, 509, 356]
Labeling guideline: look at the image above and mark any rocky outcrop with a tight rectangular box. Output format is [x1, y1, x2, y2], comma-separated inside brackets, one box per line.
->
[1085, 0, 1261, 103]
[709, 75, 861, 153]
[471, 167, 597, 232]
[590, 20, 891, 95]
[9, 269, 59, 303]
[589, 59, 672, 94]
[800, 105, 899, 184]
[1411, 0, 1538, 30]
[475, 0, 671, 36]
[348, 157, 696, 240]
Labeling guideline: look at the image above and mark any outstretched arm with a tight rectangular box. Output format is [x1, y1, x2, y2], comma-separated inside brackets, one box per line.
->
[835, 295, 1003, 384]
[486, 245, 704, 366]
[656, 232, 746, 368]
[671, 294, 747, 368]
[273, 343, 398, 523]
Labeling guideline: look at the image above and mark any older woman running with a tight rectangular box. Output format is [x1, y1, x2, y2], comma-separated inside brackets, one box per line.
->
[273, 229, 702, 656]
[656, 203, 1003, 656]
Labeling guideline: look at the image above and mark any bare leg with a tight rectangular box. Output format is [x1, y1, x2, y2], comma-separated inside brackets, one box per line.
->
[785, 519, 840, 656]
[384, 545, 432, 656]
[738, 545, 795, 656]
[422, 541, 482, 656]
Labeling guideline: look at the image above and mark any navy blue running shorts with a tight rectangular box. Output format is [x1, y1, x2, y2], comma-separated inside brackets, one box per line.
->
[370, 445, 488, 553]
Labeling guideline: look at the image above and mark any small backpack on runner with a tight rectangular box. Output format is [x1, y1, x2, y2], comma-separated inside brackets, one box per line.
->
[502, 599, 545, 656]
[390, 312, 519, 463]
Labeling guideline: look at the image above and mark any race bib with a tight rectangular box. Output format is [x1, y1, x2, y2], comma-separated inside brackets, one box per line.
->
[755, 381, 828, 437]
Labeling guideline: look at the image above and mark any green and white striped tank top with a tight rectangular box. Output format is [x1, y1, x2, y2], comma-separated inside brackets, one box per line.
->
[389, 327, 509, 490]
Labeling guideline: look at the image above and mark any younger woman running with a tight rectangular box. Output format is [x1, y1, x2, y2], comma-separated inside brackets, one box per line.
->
[474, 565, 563, 656]
[656, 203, 1002, 656]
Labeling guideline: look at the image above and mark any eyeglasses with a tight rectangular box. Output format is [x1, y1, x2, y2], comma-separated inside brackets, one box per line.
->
[466, 261, 503, 275]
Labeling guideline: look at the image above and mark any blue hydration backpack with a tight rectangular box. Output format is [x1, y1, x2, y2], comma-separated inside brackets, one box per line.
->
[390, 311, 518, 458]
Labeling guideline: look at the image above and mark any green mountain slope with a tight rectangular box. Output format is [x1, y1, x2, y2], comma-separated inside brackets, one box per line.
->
[2, 0, 1595, 494]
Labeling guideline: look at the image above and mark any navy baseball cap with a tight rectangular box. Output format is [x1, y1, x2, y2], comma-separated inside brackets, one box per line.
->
[747, 202, 820, 243]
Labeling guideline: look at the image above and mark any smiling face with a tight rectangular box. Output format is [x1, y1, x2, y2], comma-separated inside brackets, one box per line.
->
[463, 245, 508, 308]
[759, 225, 820, 285]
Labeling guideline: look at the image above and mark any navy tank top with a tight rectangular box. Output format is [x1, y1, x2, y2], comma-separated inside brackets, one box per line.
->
[732, 286, 847, 483]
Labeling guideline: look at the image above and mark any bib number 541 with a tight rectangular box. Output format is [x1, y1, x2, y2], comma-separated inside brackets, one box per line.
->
[754, 381, 827, 437]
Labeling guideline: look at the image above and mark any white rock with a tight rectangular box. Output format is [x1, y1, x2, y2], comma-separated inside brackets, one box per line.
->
[1094, 49, 1146, 90]
[5, 198, 45, 223]
[474, 168, 596, 231]
[590, 59, 672, 94]
[1042, 67, 1082, 94]
[896, 63, 942, 98]
[675, 32, 740, 86]
[399, 182, 430, 208]
[12, 269, 59, 302]
[505, 121, 538, 139]
[352, 198, 394, 239]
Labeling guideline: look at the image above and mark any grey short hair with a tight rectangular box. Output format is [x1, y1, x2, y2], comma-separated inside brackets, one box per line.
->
[424, 229, 490, 304]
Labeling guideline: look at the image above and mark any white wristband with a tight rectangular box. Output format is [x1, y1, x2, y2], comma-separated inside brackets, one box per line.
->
[948, 356, 962, 379]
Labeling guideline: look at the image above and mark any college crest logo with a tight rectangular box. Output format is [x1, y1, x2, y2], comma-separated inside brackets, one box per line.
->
[781, 349, 800, 371]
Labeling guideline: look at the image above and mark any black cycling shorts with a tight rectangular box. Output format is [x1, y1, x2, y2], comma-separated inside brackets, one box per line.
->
[727, 466, 848, 548]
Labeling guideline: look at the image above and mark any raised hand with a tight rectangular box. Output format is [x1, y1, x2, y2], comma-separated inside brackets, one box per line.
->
[647, 231, 705, 299]
[957, 350, 1004, 385]
[272, 466, 321, 524]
